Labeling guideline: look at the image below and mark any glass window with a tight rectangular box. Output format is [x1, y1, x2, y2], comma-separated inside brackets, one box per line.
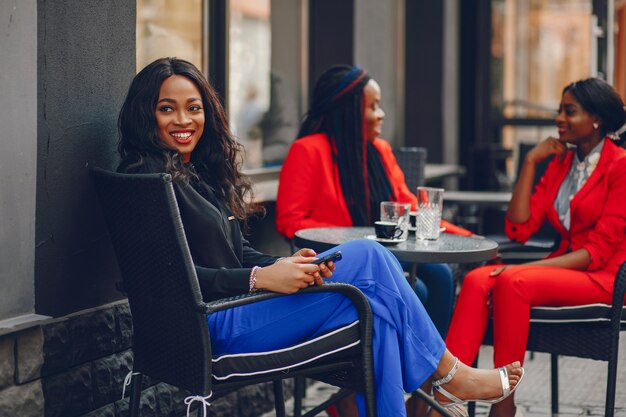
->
[136, 0, 205, 72]
[616, 1, 626, 99]
[492, 0, 593, 120]
[135, 0, 306, 169]
[229, 0, 306, 169]
[491, 0, 593, 178]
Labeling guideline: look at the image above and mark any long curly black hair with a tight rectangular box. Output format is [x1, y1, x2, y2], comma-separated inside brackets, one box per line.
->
[117, 57, 256, 220]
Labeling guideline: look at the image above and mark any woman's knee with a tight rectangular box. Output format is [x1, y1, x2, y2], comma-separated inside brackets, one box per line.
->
[335, 238, 385, 255]
[492, 268, 527, 297]
[330, 239, 402, 277]
[458, 265, 495, 295]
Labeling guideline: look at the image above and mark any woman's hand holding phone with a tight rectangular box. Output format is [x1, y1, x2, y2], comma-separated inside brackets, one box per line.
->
[310, 250, 341, 280]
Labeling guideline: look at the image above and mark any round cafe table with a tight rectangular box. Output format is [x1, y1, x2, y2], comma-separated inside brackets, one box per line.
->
[294, 227, 499, 264]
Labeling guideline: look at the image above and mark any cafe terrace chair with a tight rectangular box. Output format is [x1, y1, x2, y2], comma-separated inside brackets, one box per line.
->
[470, 261, 626, 417]
[393, 146, 427, 191]
[89, 167, 380, 417]
[445, 142, 559, 263]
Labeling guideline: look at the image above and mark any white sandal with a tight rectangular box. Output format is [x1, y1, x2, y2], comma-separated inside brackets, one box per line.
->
[432, 357, 524, 408]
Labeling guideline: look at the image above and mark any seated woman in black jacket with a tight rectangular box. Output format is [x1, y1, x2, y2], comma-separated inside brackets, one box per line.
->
[116, 57, 523, 417]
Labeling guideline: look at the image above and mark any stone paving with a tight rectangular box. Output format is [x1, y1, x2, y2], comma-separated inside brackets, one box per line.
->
[262, 333, 626, 417]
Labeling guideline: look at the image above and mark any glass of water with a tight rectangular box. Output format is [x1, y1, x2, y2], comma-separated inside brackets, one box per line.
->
[415, 186, 444, 240]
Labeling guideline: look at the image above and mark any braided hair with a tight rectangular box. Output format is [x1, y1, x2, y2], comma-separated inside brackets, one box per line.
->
[298, 65, 394, 225]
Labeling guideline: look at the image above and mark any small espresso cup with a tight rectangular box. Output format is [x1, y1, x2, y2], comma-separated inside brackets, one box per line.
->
[380, 201, 412, 239]
[374, 221, 403, 240]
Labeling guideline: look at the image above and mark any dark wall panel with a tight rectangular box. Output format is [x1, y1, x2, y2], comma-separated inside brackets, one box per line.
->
[208, 0, 228, 104]
[309, 0, 354, 98]
[36, 0, 136, 316]
[459, 0, 492, 189]
[404, 1, 444, 162]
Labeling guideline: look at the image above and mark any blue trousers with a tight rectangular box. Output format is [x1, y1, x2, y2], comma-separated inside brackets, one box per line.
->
[207, 239, 445, 416]
[412, 263, 454, 338]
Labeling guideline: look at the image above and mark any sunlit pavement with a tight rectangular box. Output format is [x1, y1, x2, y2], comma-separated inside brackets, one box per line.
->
[262, 333, 626, 417]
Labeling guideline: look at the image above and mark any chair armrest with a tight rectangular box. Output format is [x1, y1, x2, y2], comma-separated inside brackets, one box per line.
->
[202, 282, 371, 318]
[610, 261, 626, 326]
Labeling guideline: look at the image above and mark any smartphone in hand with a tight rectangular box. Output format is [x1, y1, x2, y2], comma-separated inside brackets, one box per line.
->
[311, 250, 342, 266]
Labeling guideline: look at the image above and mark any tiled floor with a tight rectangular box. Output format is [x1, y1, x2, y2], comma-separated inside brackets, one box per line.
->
[262, 334, 626, 417]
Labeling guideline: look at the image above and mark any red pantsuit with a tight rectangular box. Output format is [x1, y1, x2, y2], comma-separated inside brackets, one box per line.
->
[446, 139, 626, 367]
[446, 264, 613, 367]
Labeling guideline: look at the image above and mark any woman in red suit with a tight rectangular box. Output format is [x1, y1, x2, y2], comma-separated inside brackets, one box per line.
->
[276, 66, 472, 339]
[276, 65, 473, 416]
[444, 78, 626, 417]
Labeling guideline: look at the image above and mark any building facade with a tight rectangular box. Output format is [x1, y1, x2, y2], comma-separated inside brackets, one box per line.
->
[0, 0, 622, 415]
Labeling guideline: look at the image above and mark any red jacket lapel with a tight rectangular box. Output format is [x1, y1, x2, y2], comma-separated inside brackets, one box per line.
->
[569, 140, 616, 216]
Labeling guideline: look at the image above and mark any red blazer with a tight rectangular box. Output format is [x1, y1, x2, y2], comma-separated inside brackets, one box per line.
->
[505, 139, 626, 293]
[276, 133, 469, 238]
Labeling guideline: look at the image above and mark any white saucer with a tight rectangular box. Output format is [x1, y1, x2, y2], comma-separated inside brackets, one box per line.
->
[366, 235, 407, 245]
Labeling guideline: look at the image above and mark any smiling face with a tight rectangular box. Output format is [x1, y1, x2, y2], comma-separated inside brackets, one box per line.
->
[363, 79, 385, 142]
[556, 91, 600, 147]
[155, 75, 205, 162]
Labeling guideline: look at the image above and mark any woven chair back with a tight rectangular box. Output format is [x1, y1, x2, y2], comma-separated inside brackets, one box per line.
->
[393, 147, 427, 192]
[90, 168, 211, 394]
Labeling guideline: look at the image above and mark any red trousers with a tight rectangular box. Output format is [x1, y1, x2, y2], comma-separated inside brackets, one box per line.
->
[445, 264, 612, 367]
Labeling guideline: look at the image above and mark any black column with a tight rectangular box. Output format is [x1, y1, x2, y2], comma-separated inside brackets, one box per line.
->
[308, 0, 354, 98]
[459, 0, 492, 189]
[208, 0, 228, 107]
[404, 1, 444, 162]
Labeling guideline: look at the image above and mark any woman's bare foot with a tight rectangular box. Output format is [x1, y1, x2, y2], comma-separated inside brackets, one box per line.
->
[432, 351, 523, 405]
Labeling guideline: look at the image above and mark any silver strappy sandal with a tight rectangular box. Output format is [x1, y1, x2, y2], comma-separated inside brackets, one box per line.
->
[432, 357, 524, 410]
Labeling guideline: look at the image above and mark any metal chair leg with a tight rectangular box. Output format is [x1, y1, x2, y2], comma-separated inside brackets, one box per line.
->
[468, 356, 478, 417]
[302, 388, 352, 417]
[468, 400, 476, 417]
[294, 376, 305, 417]
[550, 354, 558, 417]
[605, 360, 617, 417]
[414, 388, 455, 417]
[129, 372, 143, 417]
[274, 380, 286, 417]
[604, 330, 620, 417]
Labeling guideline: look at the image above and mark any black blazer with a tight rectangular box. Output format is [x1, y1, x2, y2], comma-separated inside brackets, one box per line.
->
[122, 158, 279, 300]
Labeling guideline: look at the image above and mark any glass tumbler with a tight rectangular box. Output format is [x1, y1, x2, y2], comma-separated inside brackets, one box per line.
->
[415, 186, 444, 240]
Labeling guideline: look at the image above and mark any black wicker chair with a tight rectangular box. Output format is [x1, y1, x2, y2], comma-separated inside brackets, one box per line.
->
[89, 167, 378, 417]
[444, 143, 559, 263]
[471, 261, 626, 417]
[393, 146, 427, 191]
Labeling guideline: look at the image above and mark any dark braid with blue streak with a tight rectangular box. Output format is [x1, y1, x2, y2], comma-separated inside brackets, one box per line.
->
[298, 65, 395, 225]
